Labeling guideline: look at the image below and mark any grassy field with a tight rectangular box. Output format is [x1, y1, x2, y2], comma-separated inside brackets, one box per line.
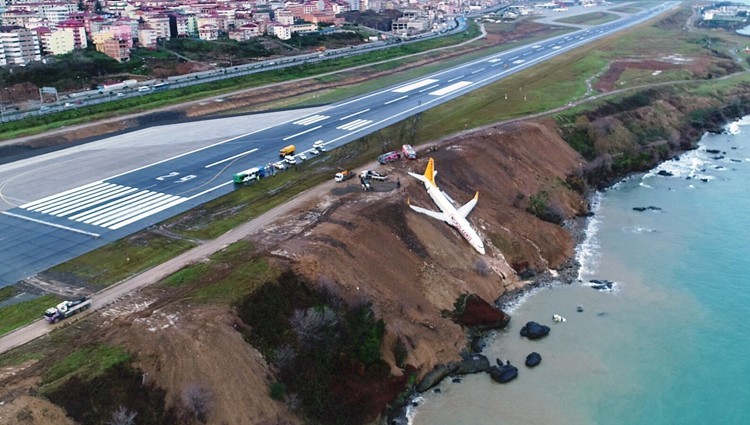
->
[47, 233, 196, 288]
[556, 12, 620, 26]
[40, 344, 130, 393]
[611, 6, 642, 14]
[161, 240, 278, 303]
[0, 286, 17, 303]
[0, 294, 61, 335]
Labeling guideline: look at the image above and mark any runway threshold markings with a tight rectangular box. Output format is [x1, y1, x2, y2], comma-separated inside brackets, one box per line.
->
[384, 95, 408, 105]
[18, 181, 189, 230]
[337, 119, 373, 131]
[429, 81, 472, 96]
[204, 148, 259, 168]
[292, 115, 329, 126]
[283, 125, 322, 141]
[340, 109, 370, 120]
[392, 79, 439, 93]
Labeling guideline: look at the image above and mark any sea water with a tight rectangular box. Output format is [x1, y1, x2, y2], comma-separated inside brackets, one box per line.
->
[410, 118, 750, 425]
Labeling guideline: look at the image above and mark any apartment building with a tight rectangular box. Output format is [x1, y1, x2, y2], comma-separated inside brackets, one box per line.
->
[0, 25, 41, 66]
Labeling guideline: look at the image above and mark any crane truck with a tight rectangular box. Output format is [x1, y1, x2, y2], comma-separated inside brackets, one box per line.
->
[43, 297, 91, 323]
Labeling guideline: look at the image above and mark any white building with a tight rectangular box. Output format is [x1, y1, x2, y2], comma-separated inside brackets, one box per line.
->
[0, 25, 41, 66]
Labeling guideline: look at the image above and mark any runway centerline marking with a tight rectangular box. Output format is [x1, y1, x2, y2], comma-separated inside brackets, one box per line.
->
[339, 109, 370, 120]
[384, 95, 408, 105]
[283, 125, 322, 141]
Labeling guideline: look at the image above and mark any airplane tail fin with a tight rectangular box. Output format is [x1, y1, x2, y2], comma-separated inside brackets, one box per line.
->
[423, 158, 436, 187]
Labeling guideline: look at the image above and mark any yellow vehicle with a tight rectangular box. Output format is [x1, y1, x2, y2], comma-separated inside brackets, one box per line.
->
[279, 144, 296, 157]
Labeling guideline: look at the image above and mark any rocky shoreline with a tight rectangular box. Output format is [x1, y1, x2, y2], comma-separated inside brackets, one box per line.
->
[386, 112, 746, 424]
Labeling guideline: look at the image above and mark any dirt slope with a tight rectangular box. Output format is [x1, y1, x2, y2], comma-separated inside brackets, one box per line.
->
[257, 119, 585, 376]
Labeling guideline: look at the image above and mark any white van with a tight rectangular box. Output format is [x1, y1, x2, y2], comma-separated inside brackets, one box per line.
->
[138, 86, 151, 92]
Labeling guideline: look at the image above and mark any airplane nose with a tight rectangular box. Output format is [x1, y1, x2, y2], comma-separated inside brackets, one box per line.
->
[475, 243, 485, 255]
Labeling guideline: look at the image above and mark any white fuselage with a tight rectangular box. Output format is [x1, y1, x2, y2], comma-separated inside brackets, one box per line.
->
[424, 183, 485, 254]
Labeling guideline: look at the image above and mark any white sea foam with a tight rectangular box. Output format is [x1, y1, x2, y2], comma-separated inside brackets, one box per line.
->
[502, 285, 552, 314]
[575, 192, 603, 281]
[622, 225, 658, 234]
[639, 181, 653, 189]
[405, 395, 425, 425]
[727, 121, 741, 135]
[580, 279, 621, 294]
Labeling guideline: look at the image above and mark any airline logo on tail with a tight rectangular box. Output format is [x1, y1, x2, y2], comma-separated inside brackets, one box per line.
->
[407, 158, 486, 255]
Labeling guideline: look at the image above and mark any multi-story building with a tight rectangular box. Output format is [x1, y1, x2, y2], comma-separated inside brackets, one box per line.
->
[138, 24, 157, 48]
[38, 3, 77, 25]
[57, 19, 87, 49]
[96, 37, 129, 62]
[0, 25, 41, 66]
[37, 26, 75, 55]
[198, 23, 218, 40]
[228, 22, 259, 41]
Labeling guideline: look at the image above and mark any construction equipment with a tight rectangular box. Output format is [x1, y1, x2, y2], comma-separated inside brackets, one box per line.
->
[360, 170, 387, 181]
[335, 170, 355, 182]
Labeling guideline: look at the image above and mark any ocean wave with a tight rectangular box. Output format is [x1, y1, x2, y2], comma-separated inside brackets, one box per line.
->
[622, 225, 658, 234]
[502, 285, 553, 314]
[575, 192, 603, 281]
[727, 121, 741, 135]
[405, 395, 425, 425]
[639, 181, 654, 188]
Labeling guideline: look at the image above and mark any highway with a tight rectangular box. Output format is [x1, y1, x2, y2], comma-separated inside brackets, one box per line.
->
[0, 3, 676, 288]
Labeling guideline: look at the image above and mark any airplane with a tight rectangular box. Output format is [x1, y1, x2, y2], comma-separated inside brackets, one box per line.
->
[408, 158, 486, 255]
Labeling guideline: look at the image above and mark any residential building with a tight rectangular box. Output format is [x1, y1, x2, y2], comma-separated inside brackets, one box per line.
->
[37, 26, 75, 55]
[198, 23, 218, 40]
[0, 25, 41, 66]
[57, 19, 87, 49]
[96, 37, 129, 62]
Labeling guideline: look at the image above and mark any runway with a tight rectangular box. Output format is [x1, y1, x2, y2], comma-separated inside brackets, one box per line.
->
[0, 3, 676, 287]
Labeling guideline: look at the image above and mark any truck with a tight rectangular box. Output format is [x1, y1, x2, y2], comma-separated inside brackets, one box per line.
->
[279, 144, 296, 157]
[44, 297, 91, 323]
[335, 170, 355, 182]
[360, 170, 387, 181]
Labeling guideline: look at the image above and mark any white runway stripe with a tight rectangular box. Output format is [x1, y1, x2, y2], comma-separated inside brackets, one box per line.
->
[20, 182, 187, 229]
[85, 192, 168, 226]
[337, 119, 373, 131]
[70, 191, 156, 222]
[20, 181, 101, 209]
[392, 79, 438, 93]
[429, 81, 472, 96]
[293, 115, 329, 125]
[24, 182, 111, 211]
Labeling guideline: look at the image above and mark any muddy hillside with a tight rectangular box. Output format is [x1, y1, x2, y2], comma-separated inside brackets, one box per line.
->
[259, 119, 587, 376]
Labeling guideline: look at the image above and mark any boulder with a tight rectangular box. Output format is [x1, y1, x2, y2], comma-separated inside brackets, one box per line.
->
[488, 364, 518, 383]
[455, 353, 490, 374]
[417, 363, 457, 392]
[632, 206, 662, 212]
[470, 337, 486, 353]
[525, 352, 542, 367]
[589, 279, 614, 291]
[453, 294, 511, 330]
[657, 170, 674, 177]
[520, 321, 550, 340]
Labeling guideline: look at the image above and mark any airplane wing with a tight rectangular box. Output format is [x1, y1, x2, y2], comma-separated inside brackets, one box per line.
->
[457, 192, 479, 218]
[409, 204, 448, 222]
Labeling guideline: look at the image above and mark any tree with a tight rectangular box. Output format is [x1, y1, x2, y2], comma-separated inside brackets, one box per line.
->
[290, 306, 338, 347]
[95, 0, 103, 13]
[77, 0, 85, 11]
[181, 384, 213, 423]
[107, 406, 137, 425]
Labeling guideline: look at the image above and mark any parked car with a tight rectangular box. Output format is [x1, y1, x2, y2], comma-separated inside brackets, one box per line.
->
[378, 151, 401, 165]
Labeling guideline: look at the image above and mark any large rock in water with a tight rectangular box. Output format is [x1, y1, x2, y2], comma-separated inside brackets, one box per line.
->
[525, 352, 542, 367]
[453, 294, 511, 330]
[417, 363, 457, 392]
[520, 321, 550, 340]
[488, 364, 518, 383]
[454, 353, 490, 374]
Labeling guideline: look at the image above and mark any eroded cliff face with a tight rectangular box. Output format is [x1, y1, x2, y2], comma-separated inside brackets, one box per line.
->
[274, 119, 587, 378]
